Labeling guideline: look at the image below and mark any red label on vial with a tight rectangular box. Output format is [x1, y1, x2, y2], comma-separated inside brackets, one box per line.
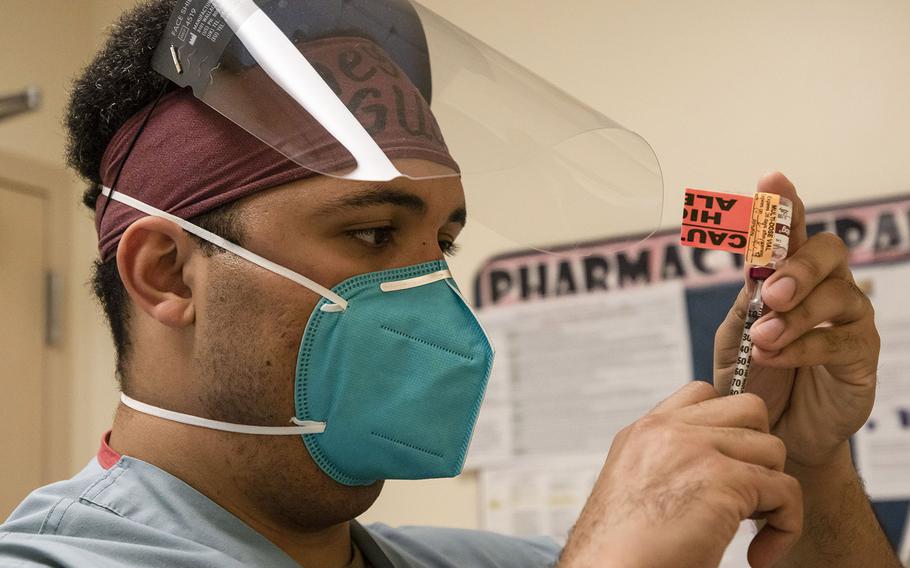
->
[680, 188, 754, 253]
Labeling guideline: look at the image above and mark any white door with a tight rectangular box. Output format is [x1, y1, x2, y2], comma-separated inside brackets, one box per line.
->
[0, 184, 45, 519]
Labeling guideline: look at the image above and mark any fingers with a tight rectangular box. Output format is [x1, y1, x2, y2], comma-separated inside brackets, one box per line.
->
[702, 427, 787, 471]
[674, 393, 770, 432]
[713, 287, 752, 393]
[761, 232, 852, 313]
[743, 468, 804, 568]
[752, 322, 880, 379]
[720, 285, 751, 329]
[651, 380, 720, 413]
[751, 276, 872, 351]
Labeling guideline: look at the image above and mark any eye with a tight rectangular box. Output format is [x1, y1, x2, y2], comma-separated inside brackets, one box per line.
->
[347, 227, 396, 248]
[439, 239, 460, 257]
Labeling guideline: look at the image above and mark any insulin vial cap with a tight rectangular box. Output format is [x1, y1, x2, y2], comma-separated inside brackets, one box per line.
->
[749, 266, 776, 281]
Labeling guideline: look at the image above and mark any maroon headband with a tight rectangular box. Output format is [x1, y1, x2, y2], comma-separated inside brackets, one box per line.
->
[96, 36, 459, 261]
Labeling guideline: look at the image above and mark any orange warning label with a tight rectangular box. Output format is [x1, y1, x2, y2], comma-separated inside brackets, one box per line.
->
[680, 189, 753, 253]
[745, 192, 785, 266]
[681, 189, 792, 267]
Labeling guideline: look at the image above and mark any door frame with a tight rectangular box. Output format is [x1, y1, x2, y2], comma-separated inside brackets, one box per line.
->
[0, 151, 75, 483]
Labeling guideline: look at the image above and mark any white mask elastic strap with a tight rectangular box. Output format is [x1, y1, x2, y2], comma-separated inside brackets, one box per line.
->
[101, 186, 348, 310]
[380, 269, 452, 292]
[120, 393, 326, 436]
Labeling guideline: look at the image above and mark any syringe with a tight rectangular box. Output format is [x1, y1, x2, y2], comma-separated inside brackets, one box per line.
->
[727, 196, 794, 396]
[729, 266, 775, 395]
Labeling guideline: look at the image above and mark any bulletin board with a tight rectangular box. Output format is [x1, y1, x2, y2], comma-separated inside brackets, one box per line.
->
[467, 193, 910, 563]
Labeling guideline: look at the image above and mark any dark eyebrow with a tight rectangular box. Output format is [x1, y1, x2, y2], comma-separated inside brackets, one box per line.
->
[315, 184, 467, 226]
[314, 185, 427, 215]
[448, 207, 467, 227]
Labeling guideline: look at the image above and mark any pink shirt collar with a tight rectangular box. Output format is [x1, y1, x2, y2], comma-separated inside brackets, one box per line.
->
[98, 430, 122, 470]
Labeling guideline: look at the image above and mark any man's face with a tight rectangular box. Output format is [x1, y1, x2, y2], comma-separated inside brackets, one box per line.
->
[186, 159, 466, 526]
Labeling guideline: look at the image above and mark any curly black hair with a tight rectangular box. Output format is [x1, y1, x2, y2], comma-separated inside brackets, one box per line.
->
[66, 0, 245, 390]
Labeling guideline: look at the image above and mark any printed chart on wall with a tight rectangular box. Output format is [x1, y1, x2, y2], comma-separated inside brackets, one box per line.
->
[467, 193, 910, 565]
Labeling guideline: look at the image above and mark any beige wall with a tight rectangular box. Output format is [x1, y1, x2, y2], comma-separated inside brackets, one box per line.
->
[2, 0, 908, 529]
[0, 0, 115, 483]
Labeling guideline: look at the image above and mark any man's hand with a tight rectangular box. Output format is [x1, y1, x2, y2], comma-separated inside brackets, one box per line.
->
[560, 382, 802, 568]
[713, 172, 900, 567]
[714, 172, 879, 468]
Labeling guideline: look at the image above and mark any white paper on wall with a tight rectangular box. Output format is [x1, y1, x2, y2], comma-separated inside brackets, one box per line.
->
[466, 280, 693, 468]
[852, 264, 910, 501]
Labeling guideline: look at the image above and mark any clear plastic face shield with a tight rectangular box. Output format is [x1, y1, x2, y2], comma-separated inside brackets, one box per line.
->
[151, 0, 664, 252]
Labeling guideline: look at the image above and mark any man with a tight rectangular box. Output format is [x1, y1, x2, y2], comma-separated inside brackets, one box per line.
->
[0, 1, 900, 566]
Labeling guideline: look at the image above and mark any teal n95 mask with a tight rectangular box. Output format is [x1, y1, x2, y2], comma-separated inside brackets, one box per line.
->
[108, 188, 494, 486]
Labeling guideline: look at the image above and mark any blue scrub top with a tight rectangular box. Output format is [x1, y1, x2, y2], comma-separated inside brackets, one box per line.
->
[0, 457, 559, 567]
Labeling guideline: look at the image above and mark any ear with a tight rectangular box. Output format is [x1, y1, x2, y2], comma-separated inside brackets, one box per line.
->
[116, 217, 198, 328]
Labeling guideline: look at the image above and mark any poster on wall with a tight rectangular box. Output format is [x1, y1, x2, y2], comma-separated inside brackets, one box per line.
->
[852, 263, 910, 501]
[465, 280, 692, 469]
[468, 194, 910, 560]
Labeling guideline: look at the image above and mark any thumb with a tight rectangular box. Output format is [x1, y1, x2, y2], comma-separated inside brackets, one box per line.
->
[756, 171, 807, 252]
[651, 381, 719, 414]
[713, 285, 751, 393]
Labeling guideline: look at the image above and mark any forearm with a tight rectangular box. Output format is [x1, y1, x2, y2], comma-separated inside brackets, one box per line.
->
[775, 443, 901, 568]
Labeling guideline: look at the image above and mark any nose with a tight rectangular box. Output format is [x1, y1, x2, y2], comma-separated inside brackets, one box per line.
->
[399, 233, 447, 267]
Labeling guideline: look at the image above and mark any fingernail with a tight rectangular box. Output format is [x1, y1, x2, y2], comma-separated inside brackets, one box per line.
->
[752, 318, 785, 343]
[765, 277, 796, 303]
